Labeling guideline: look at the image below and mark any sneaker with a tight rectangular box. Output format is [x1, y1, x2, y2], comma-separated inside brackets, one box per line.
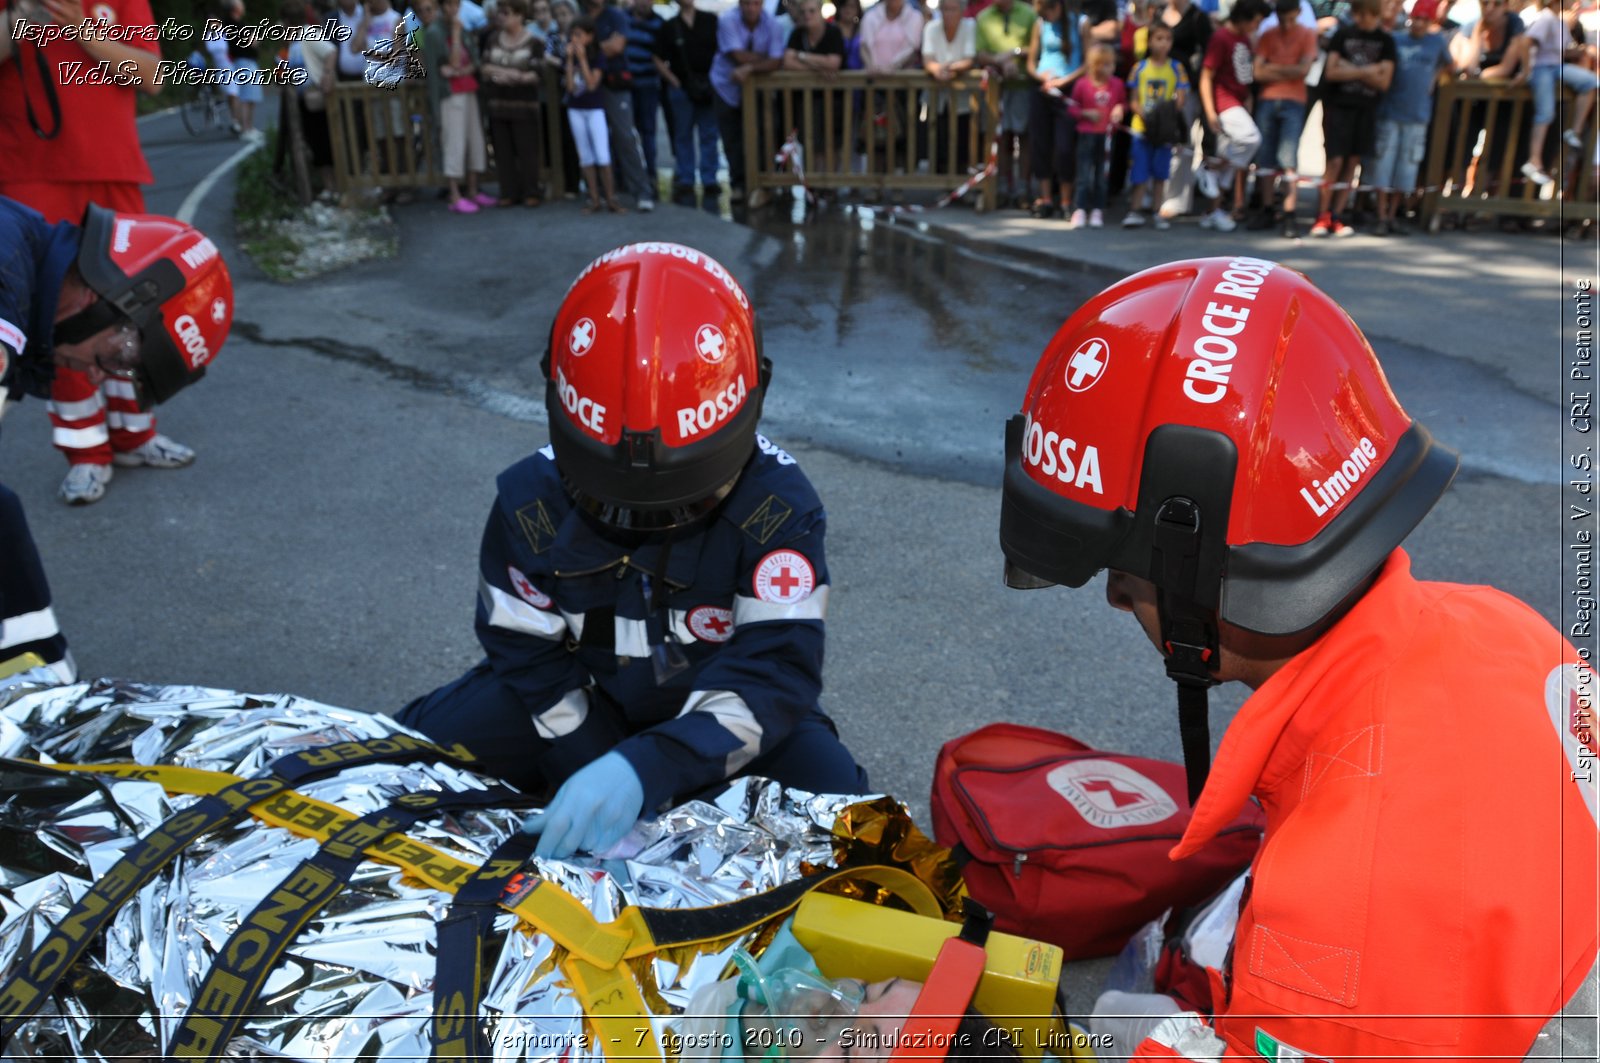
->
[241, 128, 265, 145]
[1067, 208, 1087, 229]
[1088, 209, 1104, 228]
[1122, 210, 1147, 228]
[1372, 219, 1391, 236]
[638, 197, 656, 213]
[1520, 162, 1554, 187]
[1194, 166, 1220, 200]
[1565, 129, 1585, 151]
[1206, 208, 1237, 232]
[1309, 212, 1333, 237]
[1152, 215, 1171, 231]
[1331, 219, 1356, 238]
[1389, 219, 1411, 236]
[59, 463, 112, 505]
[448, 197, 479, 214]
[229, 119, 243, 136]
[1281, 214, 1298, 238]
[113, 434, 196, 469]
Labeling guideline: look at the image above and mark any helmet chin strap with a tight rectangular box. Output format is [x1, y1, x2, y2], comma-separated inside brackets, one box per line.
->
[1151, 497, 1221, 807]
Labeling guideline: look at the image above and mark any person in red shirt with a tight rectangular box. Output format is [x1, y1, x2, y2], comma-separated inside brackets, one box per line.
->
[0, 0, 199, 505]
[1196, 0, 1268, 232]
[998, 256, 1597, 1062]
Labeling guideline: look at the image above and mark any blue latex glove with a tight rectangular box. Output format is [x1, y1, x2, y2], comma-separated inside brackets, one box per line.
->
[520, 751, 643, 859]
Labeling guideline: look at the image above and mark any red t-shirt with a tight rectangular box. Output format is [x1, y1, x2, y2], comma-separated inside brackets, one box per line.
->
[1201, 23, 1253, 114]
[0, 0, 158, 185]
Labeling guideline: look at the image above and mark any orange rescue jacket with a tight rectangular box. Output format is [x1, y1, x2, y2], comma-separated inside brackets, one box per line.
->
[1137, 550, 1598, 1062]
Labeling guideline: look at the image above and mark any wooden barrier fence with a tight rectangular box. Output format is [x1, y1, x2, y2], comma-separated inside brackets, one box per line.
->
[1421, 77, 1596, 230]
[742, 70, 1001, 210]
[322, 78, 570, 198]
[305, 73, 1593, 232]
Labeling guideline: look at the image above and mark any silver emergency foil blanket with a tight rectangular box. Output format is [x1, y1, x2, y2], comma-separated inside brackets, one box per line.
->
[0, 679, 867, 1062]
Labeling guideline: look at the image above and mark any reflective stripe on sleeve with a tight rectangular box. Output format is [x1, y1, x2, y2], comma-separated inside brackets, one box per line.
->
[0, 606, 62, 650]
[0, 316, 25, 355]
[52, 424, 110, 449]
[532, 687, 589, 739]
[678, 689, 763, 775]
[733, 585, 830, 626]
[479, 576, 568, 640]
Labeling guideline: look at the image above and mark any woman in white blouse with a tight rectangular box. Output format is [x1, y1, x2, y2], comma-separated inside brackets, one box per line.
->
[922, 0, 978, 171]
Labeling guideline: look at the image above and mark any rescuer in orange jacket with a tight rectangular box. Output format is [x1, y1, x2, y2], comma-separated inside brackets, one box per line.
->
[997, 257, 1597, 1062]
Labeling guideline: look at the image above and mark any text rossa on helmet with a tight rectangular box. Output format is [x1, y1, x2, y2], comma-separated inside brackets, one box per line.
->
[53, 204, 233, 408]
[999, 257, 1458, 800]
[542, 243, 771, 531]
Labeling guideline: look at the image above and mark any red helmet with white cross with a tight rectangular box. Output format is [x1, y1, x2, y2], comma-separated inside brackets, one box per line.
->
[998, 258, 1458, 800]
[53, 203, 233, 408]
[542, 243, 771, 530]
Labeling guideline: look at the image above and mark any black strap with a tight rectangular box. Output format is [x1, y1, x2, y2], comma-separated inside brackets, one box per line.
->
[430, 831, 538, 1062]
[1175, 682, 1211, 807]
[171, 784, 536, 1062]
[643, 536, 688, 685]
[1150, 496, 1220, 808]
[15, 36, 62, 140]
[0, 734, 478, 1045]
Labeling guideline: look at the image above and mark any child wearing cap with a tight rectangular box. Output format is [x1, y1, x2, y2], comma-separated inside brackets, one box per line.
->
[1367, 0, 1454, 233]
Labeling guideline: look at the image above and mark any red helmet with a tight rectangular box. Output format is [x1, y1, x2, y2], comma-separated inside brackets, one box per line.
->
[53, 204, 232, 407]
[999, 258, 1457, 799]
[542, 243, 770, 530]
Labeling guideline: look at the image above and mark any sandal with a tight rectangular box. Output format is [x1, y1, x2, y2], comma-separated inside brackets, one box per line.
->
[581, 201, 601, 214]
[523, 196, 543, 208]
[607, 200, 628, 214]
[1029, 199, 1056, 219]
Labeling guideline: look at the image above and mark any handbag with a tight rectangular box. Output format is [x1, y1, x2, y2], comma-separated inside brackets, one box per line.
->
[930, 722, 1264, 960]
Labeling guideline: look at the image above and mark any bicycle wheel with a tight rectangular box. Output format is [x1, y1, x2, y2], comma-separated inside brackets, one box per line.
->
[181, 86, 213, 136]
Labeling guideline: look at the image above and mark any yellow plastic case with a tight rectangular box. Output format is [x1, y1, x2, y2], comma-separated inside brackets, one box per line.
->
[792, 893, 1091, 1060]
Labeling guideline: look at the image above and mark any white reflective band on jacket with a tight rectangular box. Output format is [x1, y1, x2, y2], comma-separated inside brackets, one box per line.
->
[678, 689, 763, 775]
[481, 577, 569, 640]
[532, 686, 590, 739]
[733, 586, 830, 625]
[0, 607, 62, 651]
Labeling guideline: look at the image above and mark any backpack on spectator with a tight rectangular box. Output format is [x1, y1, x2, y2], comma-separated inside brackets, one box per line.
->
[929, 723, 1265, 960]
[1133, 57, 1188, 147]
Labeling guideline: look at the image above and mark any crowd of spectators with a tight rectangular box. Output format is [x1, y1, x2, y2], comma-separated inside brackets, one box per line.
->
[268, 0, 1596, 230]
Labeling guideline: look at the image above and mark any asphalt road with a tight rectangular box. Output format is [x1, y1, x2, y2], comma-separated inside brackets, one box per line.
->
[4, 105, 1576, 1009]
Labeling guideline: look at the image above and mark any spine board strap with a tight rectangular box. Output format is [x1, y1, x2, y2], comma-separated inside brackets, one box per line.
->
[171, 783, 536, 1062]
[0, 734, 478, 1046]
[431, 831, 537, 1062]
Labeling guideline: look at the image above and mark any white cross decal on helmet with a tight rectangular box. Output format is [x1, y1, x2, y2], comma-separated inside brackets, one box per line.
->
[1066, 338, 1109, 392]
[569, 317, 596, 356]
[695, 324, 726, 364]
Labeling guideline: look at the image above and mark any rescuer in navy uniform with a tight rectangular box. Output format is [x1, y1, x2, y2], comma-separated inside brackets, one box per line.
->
[397, 242, 867, 859]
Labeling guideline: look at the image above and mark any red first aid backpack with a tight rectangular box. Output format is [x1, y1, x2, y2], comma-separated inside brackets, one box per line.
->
[930, 723, 1265, 959]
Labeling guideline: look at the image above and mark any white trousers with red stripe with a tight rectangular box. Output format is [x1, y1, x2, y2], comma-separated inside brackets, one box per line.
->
[47, 367, 156, 466]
